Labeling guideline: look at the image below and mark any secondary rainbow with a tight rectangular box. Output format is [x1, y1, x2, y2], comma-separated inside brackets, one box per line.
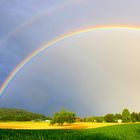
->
[0, 25, 140, 96]
[0, 0, 82, 45]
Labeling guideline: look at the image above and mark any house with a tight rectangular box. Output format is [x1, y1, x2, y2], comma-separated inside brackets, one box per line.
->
[117, 119, 122, 123]
[44, 120, 51, 123]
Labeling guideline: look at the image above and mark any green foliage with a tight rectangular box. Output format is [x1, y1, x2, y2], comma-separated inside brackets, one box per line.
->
[51, 109, 76, 125]
[94, 116, 104, 122]
[122, 108, 131, 122]
[0, 108, 46, 121]
[45, 116, 52, 120]
[104, 114, 115, 122]
[131, 112, 138, 122]
[138, 113, 140, 122]
[0, 123, 140, 140]
[1, 107, 140, 124]
[114, 113, 122, 120]
[81, 116, 104, 122]
[80, 109, 140, 123]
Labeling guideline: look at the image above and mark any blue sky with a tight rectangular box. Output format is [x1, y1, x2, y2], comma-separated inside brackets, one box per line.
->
[0, 0, 140, 116]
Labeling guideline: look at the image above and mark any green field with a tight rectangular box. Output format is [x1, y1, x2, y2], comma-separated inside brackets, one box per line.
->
[0, 123, 140, 140]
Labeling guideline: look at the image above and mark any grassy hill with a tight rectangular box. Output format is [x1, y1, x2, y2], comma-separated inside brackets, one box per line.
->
[0, 123, 139, 140]
[0, 108, 46, 121]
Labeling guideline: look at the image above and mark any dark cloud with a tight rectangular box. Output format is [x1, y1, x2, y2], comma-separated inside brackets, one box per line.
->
[0, 0, 140, 116]
[0, 31, 140, 116]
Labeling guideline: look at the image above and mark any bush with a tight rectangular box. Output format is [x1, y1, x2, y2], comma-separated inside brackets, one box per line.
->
[122, 109, 131, 122]
[51, 109, 76, 125]
[104, 114, 115, 122]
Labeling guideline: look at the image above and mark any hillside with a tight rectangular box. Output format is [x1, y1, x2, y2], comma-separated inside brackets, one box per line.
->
[0, 108, 47, 121]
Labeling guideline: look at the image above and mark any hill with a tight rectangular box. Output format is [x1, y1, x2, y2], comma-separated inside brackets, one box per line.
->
[0, 108, 47, 121]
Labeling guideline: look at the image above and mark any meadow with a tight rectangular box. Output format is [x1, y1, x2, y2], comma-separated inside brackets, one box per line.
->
[0, 123, 139, 140]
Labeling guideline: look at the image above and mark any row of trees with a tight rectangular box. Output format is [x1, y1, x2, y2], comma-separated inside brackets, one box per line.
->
[0, 108, 139, 125]
[104, 108, 140, 122]
[81, 109, 140, 123]
[50, 108, 140, 125]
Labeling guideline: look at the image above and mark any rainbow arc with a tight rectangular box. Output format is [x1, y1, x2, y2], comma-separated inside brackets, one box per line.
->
[0, 25, 140, 96]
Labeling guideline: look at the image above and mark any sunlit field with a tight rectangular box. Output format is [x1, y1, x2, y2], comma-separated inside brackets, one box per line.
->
[0, 123, 140, 140]
[0, 122, 118, 129]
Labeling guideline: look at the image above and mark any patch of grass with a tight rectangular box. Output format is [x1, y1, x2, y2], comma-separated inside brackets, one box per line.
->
[0, 123, 140, 140]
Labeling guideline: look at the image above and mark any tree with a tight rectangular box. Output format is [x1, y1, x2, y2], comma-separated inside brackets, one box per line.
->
[138, 113, 140, 122]
[51, 109, 76, 125]
[114, 113, 122, 120]
[104, 114, 115, 122]
[131, 112, 138, 122]
[122, 108, 131, 122]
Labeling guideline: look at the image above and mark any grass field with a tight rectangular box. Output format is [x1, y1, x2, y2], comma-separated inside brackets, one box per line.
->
[0, 123, 139, 140]
[0, 122, 118, 129]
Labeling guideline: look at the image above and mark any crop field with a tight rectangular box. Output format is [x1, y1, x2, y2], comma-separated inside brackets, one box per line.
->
[0, 122, 117, 129]
[0, 123, 139, 140]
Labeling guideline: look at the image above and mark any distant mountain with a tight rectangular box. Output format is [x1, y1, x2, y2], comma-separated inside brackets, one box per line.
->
[0, 108, 47, 121]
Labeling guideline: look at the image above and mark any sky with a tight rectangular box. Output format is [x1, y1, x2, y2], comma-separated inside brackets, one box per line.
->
[0, 0, 140, 116]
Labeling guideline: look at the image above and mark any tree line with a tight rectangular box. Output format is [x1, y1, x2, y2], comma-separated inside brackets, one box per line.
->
[80, 108, 140, 123]
[50, 108, 140, 125]
[0, 108, 140, 125]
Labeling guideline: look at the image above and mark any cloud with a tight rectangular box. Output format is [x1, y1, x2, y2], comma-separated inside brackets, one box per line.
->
[1, 30, 140, 116]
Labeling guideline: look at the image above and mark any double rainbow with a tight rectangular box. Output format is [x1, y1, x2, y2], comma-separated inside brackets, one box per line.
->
[0, 25, 140, 96]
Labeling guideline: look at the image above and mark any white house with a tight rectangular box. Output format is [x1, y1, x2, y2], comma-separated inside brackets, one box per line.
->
[117, 119, 122, 123]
